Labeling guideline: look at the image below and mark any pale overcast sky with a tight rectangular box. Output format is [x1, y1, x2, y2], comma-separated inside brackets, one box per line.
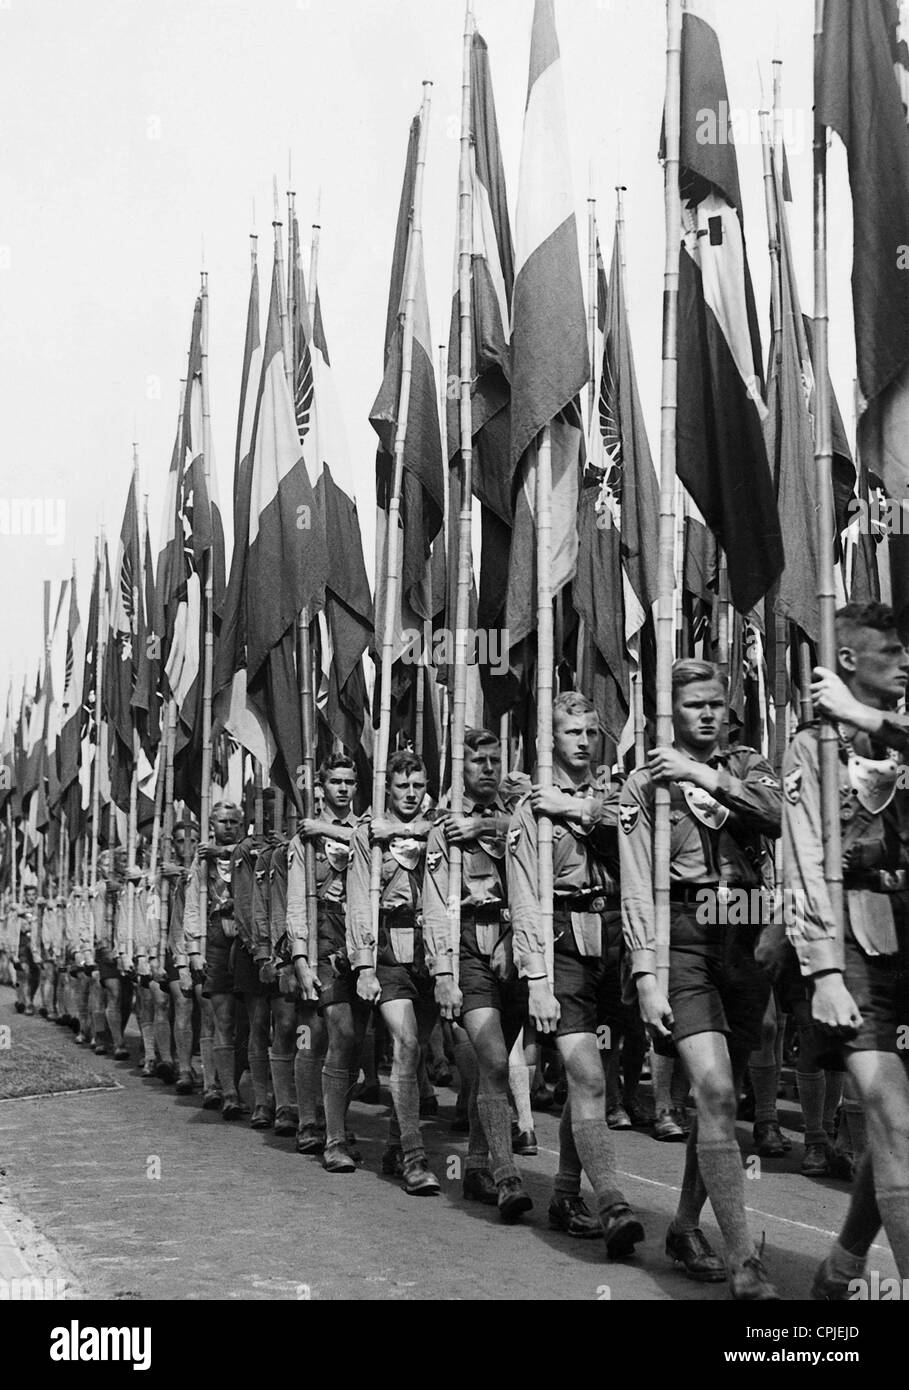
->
[0, 0, 853, 702]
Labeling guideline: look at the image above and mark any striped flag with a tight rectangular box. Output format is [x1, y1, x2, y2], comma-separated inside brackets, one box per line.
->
[505, 0, 589, 665]
[675, 0, 783, 613]
[106, 472, 142, 811]
[57, 572, 84, 816]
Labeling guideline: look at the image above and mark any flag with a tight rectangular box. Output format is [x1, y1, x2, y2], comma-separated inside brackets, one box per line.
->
[675, 0, 783, 612]
[213, 253, 275, 769]
[370, 111, 445, 629]
[505, 0, 589, 666]
[817, 0, 909, 501]
[0, 683, 15, 815]
[57, 570, 84, 810]
[245, 256, 328, 804]
[575, 217, 659, 742]
[105, 470, 142, 811]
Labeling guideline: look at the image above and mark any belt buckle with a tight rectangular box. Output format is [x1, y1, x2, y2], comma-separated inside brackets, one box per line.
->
[880, 869, 905, 892]
[590, 896, 606, 913]
[715, 883, 732, 907]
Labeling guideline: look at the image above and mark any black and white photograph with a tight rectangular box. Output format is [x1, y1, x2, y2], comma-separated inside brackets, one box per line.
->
[0, 0, 908, 1344]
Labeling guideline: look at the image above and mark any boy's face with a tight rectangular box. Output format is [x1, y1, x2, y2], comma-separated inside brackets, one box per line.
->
[672, 679, 726, 751]
[387, 769, 426, 820]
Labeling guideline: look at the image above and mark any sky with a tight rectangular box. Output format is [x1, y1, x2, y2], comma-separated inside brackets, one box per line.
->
[0, 0, 855, 705]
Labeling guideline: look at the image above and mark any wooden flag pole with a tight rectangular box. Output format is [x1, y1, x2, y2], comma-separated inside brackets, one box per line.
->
[199, 272, 216, 922]
[7, 804, 17, 902]
[371, 82, 433, 933]
[446, 0, 477, 991]
[656, 0, 683, 997]
[89, 534, 105, 891]
[270, 182, 293, 839]
[812, 0, 843, 936]
[438, 341, 451, 776]
[536, 420, 556, 989]
[587, 179, 597, 426]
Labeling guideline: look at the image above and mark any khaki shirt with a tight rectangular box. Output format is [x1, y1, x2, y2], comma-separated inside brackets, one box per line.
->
[422, 797, 510, 977]
[619, 745, 782, 977]
[180, 850, 235, 959]
[782, 725, 909, 976]
[285, 813, 357, 962]
[345, 817, 428, 971]
[507, 776, 620, 981]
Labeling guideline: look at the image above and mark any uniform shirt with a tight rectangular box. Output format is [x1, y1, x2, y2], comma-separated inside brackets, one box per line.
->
[285, 813, 357, 961]
[345, 816, 429, 971]
[85, 884, 118, 956]
[249, 841, 290, 959]
[231, 835, 270, 950]
[167, 869, 192, 967]
[180, 849, 236, 959]
[620, 745, 782, 977]
[15, 904, 39, 957]
[422, 796, 510, 977]
[39, 900, 64, 960]
[783, 724, 909, 977]
[507, 775, 620, 981]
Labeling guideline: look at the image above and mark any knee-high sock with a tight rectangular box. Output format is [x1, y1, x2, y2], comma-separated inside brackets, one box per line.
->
[389, 1060, 422, 1157]
[269, 1052, 295, 1112]
[213, 1044, 237, 1099]
[450, 1030, 478, 1112]
[153, 1009, 173, 1066]
[822, 1070, 844, 1138]
[198, 1036, 216, 1090]
[571, 1118, 624, 1213]
[417, 1052, 434, 1101]
[509, 1062, 534, 1135]
[839, 1095, 867, 1158]
[797, 1069, 827, 1147]
[322, 1066, 350, 1147]
[173, 1006, 193, 1072]
[247, 1049, 272, 1108]
[294, 1046, 322, 1127]
[105, 996, 124, 1047]
[750, 1062, 780, 1126]
[696, 1139, 754, 1267]
[838, 1152, 881, 1260]
[139, 1017, 156, 1064]
[672, 1117, 709, 1232]
[477, 1092, 517, 1185]
[603, 1048, 622, 1111]
[465, 1076, 489, 1172]
[876, 1187, 909, 1279]
[555, 1101, 583, 1196]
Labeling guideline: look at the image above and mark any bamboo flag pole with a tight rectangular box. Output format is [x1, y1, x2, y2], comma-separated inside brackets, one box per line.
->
[536, 422, 556, 989]
[438, 341, 451, 776]
[89, 535, 104, 891]
[656, 0, 683, 997]
[371, 82, 433, 934]
[812, 0, 843, 937]
[198, 272, 216, 930]
[38, 581, 50, 896]
[446, 0, 476, 991]
[293, 204, 321, 964]
[7, 804, 16, 903]
[124, 450, 142, 969]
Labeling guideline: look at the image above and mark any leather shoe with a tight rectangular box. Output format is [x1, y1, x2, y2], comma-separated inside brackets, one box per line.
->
[296, 1123, 326, 1154]
[730, 1254, 780, 1300]
[512, 1125, 538, 1156]
[221, 1094, 244, 1121]
[801, 1141, 831, 1177]
[201, 1087, 223, 1110]
[811, 1255, 860, 1301]
[274, 1106, 298, 1137]
[381, 1144, 404, 1176]
[175, 1071, 195, 1096]
[548, 1193, 602, 1239]
[462, 1168, 498, 1206]
[606, 1105, 632, 1129]
[323, 1142, 358, 1173]
[753, 1120, 786, 1158]
[827, 1148, 855, 1182]
[402, 1154, 440, 1196]
[250, 1103, 275, 1130]
[653, 1108, 686, 1142]
[14, 1001, 25, 1014]
[665, 1225, 726, 1282]
[600, 1203, 644, 1258]
[498, 1177, 533, 1224]
[140, 1059, 157, 1078]
[113, 1045, 130, 1061]
[156, 1062, 177, 1086]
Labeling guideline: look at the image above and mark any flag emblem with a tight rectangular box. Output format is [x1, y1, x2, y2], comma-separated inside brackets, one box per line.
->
[507, 825, 522, 854]
[784, 769, 802, 805]
[619, 804, 639, 835]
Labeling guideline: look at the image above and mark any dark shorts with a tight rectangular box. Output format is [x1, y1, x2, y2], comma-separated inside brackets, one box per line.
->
[95, 948, 120, 984]
[552, 910, 627, 1040]
[231, 938, 275, 998]
[164, 950, 181, 987]
[316, 906, 363, 1011]
[813, 907, 909, 1065]
[375, 913, 436, 1018]
[203, 937, 234, 998]
[459, 921, 527, 1045]
[661, 907, 769, 1056]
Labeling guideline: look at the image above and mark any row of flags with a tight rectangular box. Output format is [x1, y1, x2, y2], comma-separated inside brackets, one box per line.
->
[3, 0, 909, 890]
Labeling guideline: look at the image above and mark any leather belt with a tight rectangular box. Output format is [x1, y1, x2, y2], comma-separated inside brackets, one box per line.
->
[669, 882, 749, 906]
[554, 891, 618, 912]
[844, 869, 909, 894]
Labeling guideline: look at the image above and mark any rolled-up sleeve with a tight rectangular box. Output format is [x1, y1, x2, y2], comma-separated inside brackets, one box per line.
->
[179, 858, 204, 962]
[421, 826, 454, 977]
[285, 836, 311, 962]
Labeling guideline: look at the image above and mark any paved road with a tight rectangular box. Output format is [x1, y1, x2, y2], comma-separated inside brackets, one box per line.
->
[0, 991, 898, 1301]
